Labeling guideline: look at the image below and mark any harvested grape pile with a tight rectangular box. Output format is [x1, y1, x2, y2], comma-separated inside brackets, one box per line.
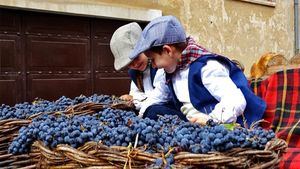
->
[9, 110, 277, 168]
[0, 94, 114, 120]
[0, 94, 287, 169]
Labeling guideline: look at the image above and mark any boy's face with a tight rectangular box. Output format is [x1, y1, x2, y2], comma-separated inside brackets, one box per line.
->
[128, 53, 148, 71]
[145, 45, 178, 73]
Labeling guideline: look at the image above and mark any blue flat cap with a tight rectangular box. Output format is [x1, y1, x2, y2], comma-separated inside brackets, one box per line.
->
[130, 15, 186, 59]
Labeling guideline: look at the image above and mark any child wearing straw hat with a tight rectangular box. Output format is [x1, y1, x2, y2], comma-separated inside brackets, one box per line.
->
[110, 22, 187, 121]
[130, 16, 266, 126]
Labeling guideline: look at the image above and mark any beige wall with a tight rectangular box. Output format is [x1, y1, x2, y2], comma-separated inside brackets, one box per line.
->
[180, 0, 295, 75]
[0, 0, 295, 75]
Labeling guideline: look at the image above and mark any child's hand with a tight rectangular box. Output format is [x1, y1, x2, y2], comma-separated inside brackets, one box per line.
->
[126, 100, 135, 108]
[209, 107, 237, 123]
[189, 113, 211, 125]
[138, 110, 144, 118]
[119, 94, 133, 101]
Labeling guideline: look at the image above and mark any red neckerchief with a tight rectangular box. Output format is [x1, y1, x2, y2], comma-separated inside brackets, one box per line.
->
[176, 37, 213, 70]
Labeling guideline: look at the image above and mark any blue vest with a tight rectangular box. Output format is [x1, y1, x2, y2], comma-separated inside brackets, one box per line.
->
[166, 55, 266, 126]
[128, 66, 157, 92]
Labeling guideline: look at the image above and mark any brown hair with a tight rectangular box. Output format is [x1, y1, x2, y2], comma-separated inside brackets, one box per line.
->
[149, 42, 187, 54]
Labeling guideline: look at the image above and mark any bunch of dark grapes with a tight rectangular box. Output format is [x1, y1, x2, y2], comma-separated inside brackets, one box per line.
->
[7, 98, 276, 168]
[9, 108, 137, 154]
[0, 94, 116, 120]
[9, 110, 276, 159]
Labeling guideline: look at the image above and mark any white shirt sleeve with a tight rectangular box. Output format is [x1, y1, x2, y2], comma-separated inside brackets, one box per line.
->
[201, 60, 246, 123]
[129, 81, 147, 110]
[138, 69, 171, 117]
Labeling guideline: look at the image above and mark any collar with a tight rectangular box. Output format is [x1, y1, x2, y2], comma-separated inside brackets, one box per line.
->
[176, 37, 213, 70]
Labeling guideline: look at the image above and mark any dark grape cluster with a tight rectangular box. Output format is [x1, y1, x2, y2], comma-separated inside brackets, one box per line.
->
[9, 110, 276, 160]
[73, 94, 115, 105]
[4, 93, 277, 168]
[153, 154, 174, 169]
[0, 100, 59, 120]
[0, 94, 115, 120]
[9, 108, 137, 154]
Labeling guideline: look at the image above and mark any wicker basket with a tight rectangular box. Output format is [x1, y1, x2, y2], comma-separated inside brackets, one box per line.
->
[0, 101, 135, 169]
[31, 138, 286, 169]
[0, 102, 287, 169]
[250, 52, 300, 80]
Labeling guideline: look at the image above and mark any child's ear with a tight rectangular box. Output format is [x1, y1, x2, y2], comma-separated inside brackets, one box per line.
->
[162, 45, 172, 55]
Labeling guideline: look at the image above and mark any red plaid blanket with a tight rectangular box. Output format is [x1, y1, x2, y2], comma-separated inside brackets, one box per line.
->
[280, 148, 300, 169]
[250, 68, 300, 168]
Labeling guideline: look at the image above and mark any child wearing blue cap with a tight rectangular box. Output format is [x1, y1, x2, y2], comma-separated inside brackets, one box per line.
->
[110, 22, 187, 121]
[130, 16, 266, 126]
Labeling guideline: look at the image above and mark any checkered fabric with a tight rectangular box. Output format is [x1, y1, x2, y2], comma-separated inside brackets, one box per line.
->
[176, 37, 212, 70]
[279, 148, 300, 169]
[250, 68, 300, 168]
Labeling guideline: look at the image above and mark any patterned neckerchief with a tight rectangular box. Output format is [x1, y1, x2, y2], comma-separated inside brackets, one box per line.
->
[176, 37, 213, 70]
